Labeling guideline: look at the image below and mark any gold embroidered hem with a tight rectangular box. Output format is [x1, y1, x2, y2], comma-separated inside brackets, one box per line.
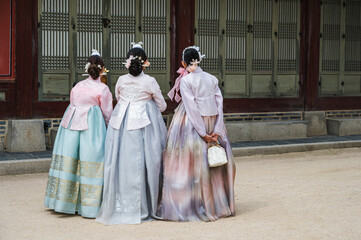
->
[45, 176, 102, 207]
[50, 154, 104, 178]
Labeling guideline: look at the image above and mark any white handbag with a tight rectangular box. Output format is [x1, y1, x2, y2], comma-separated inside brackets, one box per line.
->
[207, 142, 228, 167]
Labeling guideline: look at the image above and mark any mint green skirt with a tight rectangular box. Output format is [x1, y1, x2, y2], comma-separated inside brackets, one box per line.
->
[44, 106, 106, 218]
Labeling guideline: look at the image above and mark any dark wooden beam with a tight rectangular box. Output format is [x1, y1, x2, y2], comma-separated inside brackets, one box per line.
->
[15, 0, 37, 118]
[32, 0, 39, 102]
[169, 0, 177, 88]
[223, 98, 304, 113]
[304, 0, 321, 111]
[315, 97, 361, 110]
[298, 0, 308, 104]
[32, 101, 69, 118]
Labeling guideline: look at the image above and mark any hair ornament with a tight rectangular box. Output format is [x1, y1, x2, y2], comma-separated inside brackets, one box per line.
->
[91, 49, 101, 56]
[122, 55, 150, 68]
[190, 59, 201, 65]
[84, 62, 91, 72]
[123, 55, 135, 69]
[142, 60, 150, 67]
[182, 46, 205, 63]
[131, 42, 144, 49]
[100, 67, 109, 76]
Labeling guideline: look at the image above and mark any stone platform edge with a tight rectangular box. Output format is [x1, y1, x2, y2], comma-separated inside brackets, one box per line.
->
[0, 158, 51, 176]
[232, 140, 361, 157]
[2, 140, 361, 176]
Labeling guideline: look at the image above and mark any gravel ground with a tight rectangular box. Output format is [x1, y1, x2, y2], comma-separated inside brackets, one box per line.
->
[1, 148, 361, 240]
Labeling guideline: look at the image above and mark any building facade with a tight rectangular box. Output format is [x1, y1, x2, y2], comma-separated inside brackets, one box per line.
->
[1, 0, 361, 119]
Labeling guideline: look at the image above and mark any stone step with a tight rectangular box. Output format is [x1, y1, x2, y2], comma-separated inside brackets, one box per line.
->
[226, 120, 308, 143]
[327, 118, 361, 136]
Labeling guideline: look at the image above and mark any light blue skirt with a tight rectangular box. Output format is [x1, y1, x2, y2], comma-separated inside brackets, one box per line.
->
[44, 106, 106, 218]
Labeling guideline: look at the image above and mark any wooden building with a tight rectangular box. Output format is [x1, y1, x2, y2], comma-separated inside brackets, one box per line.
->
[1, 0, 361, 119]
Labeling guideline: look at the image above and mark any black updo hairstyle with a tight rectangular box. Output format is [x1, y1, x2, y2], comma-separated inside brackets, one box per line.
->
[127, 47, 148, 77]
[182, 48, 200, 66]
[87, 55, 104, 80]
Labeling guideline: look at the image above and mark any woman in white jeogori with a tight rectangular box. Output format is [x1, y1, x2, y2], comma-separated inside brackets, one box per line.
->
[96, 42, 167, 225]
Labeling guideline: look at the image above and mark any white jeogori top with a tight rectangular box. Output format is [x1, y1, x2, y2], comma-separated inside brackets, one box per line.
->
[180, 67, 224, 137]
[109, 72, 167, 130]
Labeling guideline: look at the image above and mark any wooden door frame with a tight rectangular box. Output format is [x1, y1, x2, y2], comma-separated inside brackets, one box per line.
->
[0, 0, 16, 118]
[303, 0, 361, 111]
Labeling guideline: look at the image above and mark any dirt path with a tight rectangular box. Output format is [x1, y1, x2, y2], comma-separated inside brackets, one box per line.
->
[1, 148, 361, 240]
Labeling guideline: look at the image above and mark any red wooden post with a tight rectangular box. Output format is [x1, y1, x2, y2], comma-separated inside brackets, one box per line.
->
[169, 0, 195, 86]
[15, 0, 37, 118]
[166, 0, 195, 113]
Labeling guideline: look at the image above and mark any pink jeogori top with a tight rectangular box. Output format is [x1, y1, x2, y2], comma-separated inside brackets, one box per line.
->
[109, 72, 167, 130]
[61, 77, 113, 131]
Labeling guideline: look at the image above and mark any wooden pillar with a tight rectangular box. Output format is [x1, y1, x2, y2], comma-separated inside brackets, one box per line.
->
[169, 0, 195, 86]
[304, 0, 321, 111]
[15, 0, 37, 118]
[166, 0, 195, 112]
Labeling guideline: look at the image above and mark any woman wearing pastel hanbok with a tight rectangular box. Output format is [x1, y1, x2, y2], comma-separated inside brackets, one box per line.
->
[96, 43, 167, 225]
[157, 46, 236, 221]
[44, 50, 113, 218]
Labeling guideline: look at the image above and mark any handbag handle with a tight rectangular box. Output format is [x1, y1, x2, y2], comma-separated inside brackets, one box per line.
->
[207, 141, 220, 149]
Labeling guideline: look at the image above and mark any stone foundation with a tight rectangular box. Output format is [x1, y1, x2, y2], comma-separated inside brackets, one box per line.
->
[5, 120, 46, 152]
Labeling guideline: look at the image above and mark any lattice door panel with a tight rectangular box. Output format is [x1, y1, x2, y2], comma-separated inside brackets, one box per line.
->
[196, 0, 220, 71]
[343, 0, 361, 96]
[223, 0, 248, 97]
[277, 0, 298, 72]
[142, 0, 167, 71]
[318, 0, 359, 96]
[321, 0, 341, 72]
[319, 0, 341, 96]
[252, 0, 273, 72]
[345, 0, 361, 72]
[110, 0, 135, 71]
[39, 0, 71, 99]
[225, 0, 247, 72]
[40, 0, 69, 70]
[250, 0, 273, 97]
[274, 0, 300, 97]
[76, 0, 103, 71]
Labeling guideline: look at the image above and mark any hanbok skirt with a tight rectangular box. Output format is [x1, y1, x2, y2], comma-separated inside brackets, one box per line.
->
[96, 100, 167, 225]
[157, 102, 236, 221]
[44, 106, 106, 218]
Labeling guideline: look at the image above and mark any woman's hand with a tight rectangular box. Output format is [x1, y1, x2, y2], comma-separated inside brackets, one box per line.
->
[202, 135, 214, 143]
[210, 133, 218, 142]
[202, 134, 218, 143]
